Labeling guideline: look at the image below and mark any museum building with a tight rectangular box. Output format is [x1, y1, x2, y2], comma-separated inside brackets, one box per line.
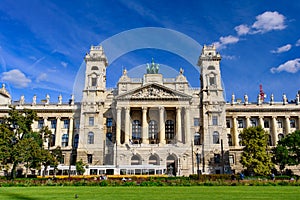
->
[1, 45, 300, 176]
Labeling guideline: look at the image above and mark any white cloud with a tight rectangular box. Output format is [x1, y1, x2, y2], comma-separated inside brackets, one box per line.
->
[36, 73, 47, 82]
[296, 39, 300, 47]
[271, 44, 292, 54]
[61, 61, 68, 68]
[270, 58, 300, 73]
[235, 24, 250, 35]
[214, 35, 239, 49]
[1, 69, 31, 88]
[252, 11, 286, 33]
[222, 55, 236, 60]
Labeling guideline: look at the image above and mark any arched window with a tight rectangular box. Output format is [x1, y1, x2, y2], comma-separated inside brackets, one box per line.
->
[91, 66, 99, 70]
[62, 134, 69, 147]
[194, 132, 201, 145]
[278, 133, 284, 141]
[88, 132, 94, 144]
[74, 134, 79, 148]
[148, 120, 158, 143]
[208, 65, 215, 70]
[131, 155, 142, 165]
[132, 120, 141, 143]
[149, 154, 159, 165]
[213, 131, 219, 144]
[227, 134, 232, 146]
[165, 120, 175, 142]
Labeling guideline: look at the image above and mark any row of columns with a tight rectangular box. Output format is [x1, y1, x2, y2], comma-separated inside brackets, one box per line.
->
[40, 116, 74, 149]
[231, 116, 298, 147]
[115, 106, 190, 145]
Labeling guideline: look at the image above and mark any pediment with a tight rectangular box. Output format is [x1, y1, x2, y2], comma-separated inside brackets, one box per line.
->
[115, 83, 192, 101]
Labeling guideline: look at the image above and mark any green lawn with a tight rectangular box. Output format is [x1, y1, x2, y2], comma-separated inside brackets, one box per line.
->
[0, 186, 300, 200]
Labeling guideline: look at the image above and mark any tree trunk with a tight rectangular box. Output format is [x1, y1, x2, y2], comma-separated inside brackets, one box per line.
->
[10, 162, 18, 179]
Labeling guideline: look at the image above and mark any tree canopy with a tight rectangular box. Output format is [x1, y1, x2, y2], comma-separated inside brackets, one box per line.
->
[240, 126, 274, 176]
[272, 130, 300, 172]
[0, 107, 61, 179]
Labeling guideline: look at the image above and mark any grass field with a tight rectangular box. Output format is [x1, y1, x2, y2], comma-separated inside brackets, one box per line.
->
[1, 186, 300, 200]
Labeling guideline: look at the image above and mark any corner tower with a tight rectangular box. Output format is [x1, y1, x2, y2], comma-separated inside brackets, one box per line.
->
[198, 45, 229, 174]
[77, 45, 108, 165]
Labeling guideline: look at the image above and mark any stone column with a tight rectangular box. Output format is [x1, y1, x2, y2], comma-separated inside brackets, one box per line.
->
[285, 116, 290, 135]
[298, 116, 300, 130]
[272, 116, 278, 145]
[124, 107, 130, 144]
[259, 116, 264, 128]
[245, 116, 251, 128]
[68, 117, 74, 147]
[116, 107, 122, 145]
[43, 117, 49, 147]
[232, 116, 239, 147]
[185, 107, 191, 144]
[159, 106, 165, 144]
[176, 107, 182, 143]
[142, 107, 148, 144]
[55, 117, 61, 147]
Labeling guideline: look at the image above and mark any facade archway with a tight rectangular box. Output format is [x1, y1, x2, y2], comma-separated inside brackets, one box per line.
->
[166, 154, 178, 176]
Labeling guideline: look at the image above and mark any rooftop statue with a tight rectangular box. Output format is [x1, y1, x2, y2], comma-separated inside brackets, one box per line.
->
[146, 58, 159, 74]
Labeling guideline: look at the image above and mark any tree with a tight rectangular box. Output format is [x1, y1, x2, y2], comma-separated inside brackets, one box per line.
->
[272, 130, 300, 172]
[76, 159, 86, 175]
[0, 107, 38, 179]
[240, 126, 274, 176]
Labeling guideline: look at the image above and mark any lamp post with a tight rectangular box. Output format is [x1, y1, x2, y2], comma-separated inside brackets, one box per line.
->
[195, 148, 201, 179]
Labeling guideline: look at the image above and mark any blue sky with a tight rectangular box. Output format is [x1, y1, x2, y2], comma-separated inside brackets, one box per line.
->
[0, 0, 300, 103]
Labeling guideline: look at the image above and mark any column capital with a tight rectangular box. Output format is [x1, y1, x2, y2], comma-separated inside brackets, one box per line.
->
[116, 107, 122, 111]
[159, 106, 164, 110]
[176, 106, 182, 111]
[142, 106, 147, 111]
[56, 116, 61, 120]
[232, 116, 237, 119]
[124, 107, 130, 111]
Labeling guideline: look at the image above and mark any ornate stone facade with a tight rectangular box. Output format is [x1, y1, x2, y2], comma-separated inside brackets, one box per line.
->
[1, 45, 300, 176]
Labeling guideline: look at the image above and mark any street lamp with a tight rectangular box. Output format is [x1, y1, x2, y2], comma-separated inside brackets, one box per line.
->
[195, 148, 201, 179]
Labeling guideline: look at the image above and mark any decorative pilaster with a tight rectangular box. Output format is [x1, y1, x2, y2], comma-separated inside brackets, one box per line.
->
[176, 107, 182, 143]
[159, 107, 165, 144]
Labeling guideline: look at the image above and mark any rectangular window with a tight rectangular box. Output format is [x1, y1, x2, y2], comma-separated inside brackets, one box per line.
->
[229, 155, 234, 164]
[238, 119, 244, 128]
[277, 120, 283, 128]
[264, 120, 270, 128]
[212, 116, 218, 126]
[106, 118, 113, 127]
[91, 77, 97, 86]
[89, 117, 94, 126]
[87, 154, 93, 164]
[290, 119, 296, 128]
[63, 119, 69, 129]
[251, 119, 257, 127]
[194, 118, 200, 126]
[38, 119, 44, 129]
[51, 119, 57, 129]
[75, 119, 80, 129]
[226, 119, 231, 128]
[209, 76, 215, 85]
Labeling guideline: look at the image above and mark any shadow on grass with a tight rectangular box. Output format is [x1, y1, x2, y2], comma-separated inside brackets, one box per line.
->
[1, 191, 39, 200]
